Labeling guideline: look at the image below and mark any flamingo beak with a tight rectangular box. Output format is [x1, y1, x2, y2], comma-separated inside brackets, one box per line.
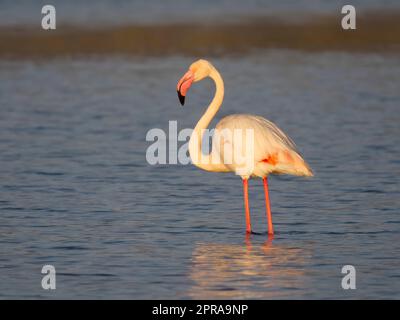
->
[177, 70, 194, 106]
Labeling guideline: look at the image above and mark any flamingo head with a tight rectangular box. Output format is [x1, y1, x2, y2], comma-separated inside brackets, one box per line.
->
[177, 59, 213, 106]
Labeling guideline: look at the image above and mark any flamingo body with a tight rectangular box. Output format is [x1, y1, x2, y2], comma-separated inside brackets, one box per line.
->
[213, 114, 313, 179]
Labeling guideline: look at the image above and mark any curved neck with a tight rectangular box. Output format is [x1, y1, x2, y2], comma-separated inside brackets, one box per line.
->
[188, 68, 228, 172]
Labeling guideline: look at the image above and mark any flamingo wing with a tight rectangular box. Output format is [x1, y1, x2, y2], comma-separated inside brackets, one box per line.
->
[213, 114, 313, 177]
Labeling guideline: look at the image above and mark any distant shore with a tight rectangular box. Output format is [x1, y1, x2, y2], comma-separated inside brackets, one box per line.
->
[1, 11, 399, 58]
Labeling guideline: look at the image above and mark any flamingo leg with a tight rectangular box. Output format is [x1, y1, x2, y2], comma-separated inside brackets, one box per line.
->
[242, 179, 252, 233]
[263, 177, 274, 235]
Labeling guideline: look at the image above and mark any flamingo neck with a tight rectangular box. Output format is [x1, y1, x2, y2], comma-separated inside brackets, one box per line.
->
[188, 68, 228, 172]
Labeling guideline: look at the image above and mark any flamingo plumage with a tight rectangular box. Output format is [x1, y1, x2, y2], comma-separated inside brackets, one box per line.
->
[177, 59, 313, 235]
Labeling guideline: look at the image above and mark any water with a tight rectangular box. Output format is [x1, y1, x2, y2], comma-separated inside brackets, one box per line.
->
[1, 0, 400, 26]
[0, 51, 399, 299]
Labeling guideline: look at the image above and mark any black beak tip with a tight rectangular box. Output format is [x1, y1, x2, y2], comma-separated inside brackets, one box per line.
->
[177, 90, 185, 106]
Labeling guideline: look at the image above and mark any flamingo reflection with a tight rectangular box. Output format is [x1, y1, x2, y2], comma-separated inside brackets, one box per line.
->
[187, 235, 311, 299]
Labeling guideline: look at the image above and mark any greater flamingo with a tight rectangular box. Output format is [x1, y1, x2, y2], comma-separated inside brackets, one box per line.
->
[177, 59, 313, 235]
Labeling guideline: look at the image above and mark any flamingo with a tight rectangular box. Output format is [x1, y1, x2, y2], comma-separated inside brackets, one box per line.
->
[177, 59, 313, 235]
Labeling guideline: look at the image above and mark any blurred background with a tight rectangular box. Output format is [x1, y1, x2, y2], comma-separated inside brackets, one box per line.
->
[0, 1, 399, 299]
[1, 0, 400, 57]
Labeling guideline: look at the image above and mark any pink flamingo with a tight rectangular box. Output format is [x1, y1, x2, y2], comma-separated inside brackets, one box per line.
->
[177, 60, 313, 235]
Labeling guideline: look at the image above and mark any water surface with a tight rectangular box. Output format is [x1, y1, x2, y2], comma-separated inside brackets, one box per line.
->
[1, 0, 399, 26]
[0, 52, 399, 299]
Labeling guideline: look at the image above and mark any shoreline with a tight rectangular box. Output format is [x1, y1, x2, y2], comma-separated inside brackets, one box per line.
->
[1, 11, 399, 58]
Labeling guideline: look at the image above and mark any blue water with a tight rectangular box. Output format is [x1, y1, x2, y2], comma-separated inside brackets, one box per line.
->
[0, 51, 400, 299]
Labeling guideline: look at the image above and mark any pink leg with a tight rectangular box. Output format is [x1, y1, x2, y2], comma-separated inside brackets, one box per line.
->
[242, 179, 252, 233]
[263, 177, 274, 235]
